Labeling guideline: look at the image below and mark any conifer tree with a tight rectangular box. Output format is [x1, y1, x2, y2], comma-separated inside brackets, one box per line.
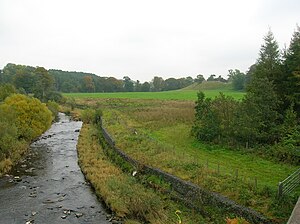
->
[283, 25, 300, 115]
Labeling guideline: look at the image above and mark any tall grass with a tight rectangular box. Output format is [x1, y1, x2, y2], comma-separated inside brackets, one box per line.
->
[94, 98, 298, 222]
[77, 123, 207, 223]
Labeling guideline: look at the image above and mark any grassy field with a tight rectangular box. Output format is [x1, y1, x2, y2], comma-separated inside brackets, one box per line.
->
[63, 89, 245, 101]
[67, 84, 298, 222]
[72, 97, 299, 223]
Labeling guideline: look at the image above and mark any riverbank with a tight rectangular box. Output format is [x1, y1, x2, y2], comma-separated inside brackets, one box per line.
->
[77, 123, 208, 224]
[0, 142, 28, 177]
[0, 113, 110, 223]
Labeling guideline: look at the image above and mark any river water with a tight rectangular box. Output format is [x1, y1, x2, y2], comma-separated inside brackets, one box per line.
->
[0, 113, 110, 224]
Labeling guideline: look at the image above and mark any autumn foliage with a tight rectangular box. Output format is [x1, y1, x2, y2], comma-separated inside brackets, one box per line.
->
[0, 94, 52, 175]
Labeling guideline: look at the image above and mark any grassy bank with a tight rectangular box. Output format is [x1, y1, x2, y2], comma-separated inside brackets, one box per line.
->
[0, 142, 28, 176]
[77, 123, 208, 223]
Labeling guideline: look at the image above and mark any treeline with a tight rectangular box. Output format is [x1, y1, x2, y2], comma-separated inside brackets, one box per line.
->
[0, 65, 196, 93]
[192, 27, 300, 164]
[0, 64, 63, 103]
[50, 70, 197, 93]
[0, 63, 247, 94]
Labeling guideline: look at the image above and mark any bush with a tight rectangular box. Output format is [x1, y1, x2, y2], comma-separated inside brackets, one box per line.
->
[2, 94, 52, 140]
[94, 108, 103, 125]
[47, 101, 60, 121]
[81, 108, 96, 124]
[46, 91, 64, 103]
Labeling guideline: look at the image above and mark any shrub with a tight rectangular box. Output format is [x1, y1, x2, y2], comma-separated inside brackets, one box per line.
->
[94, 108, 103, 125]
[46, 91, 64, 103]
[47, 100, 60, 121]
[81, 108, 96, 124]
[3, 94, 52, 140]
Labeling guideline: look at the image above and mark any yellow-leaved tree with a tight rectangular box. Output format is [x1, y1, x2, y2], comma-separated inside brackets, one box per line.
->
[3, 94, 52, 140]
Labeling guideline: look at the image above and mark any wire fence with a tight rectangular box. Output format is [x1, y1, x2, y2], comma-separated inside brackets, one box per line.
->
[278, 168, 300, 197]
[101, 119, 299, 196]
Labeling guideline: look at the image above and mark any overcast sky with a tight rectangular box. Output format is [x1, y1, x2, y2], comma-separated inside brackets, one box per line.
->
[0, 0, 299, 81]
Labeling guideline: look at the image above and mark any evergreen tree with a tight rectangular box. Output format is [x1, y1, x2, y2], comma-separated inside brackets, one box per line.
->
[238, 77, 280, 144]
[283, 25, 300, 115]
[255, 30, 282, 81]
[252, 29, 285, 115]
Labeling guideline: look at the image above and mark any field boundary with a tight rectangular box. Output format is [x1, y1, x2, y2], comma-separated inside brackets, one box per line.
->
[99, 125, 272, 224]
[278, 168, 300, 197]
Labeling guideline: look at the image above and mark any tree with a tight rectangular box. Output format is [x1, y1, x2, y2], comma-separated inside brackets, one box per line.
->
[195, 74, 205, 83]
[1, 63, 17, 83]
[151, 76, 164, 92]
[33, 67, 54, 101]
[141, 82, 150, 92]
[192, 92, 220, 142]
[105, 77, 123, 92]
[207, 74, 216, 81]
[185, 76, 194, 86]
[228, 69, 246, 90]
[82, 75, 95, 92]
[13, 69, 35, 93]
[236, 77, 280, 144]
[163, 78, 180, 90]
[123, 76, 134, 92]
[0, 84, 16, 101]
[283, 25, 300, 115]
[134, 80, 142, 92]
[215, 75, 227, 83]
[254, 29, 282, 93]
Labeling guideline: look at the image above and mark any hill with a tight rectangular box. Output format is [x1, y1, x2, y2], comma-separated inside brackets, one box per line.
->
[182, 81, 232, 90]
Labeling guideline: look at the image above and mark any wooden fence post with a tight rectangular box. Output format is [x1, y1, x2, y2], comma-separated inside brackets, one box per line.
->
[254, 177, 257, 189]
[278, 182, 283, 198]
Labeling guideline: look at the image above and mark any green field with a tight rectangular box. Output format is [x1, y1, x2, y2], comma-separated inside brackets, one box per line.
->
[66, 83, 298, 222]
[64, 89, 245, 101]
[71, 97, 298, 222]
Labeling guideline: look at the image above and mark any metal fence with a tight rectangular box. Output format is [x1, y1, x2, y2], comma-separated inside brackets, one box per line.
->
[278, 168, 300, 197]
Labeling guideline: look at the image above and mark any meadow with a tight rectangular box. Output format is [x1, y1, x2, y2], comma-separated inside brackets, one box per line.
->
[69, 85, 298, 223]
[64, 88, 245, 101]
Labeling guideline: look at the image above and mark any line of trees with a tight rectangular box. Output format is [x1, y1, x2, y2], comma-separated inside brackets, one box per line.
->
[49, 71, 196, 93]
[0, 64, 63, 103]
[192, 27, 300, 164]
[0, 64, 245, 94]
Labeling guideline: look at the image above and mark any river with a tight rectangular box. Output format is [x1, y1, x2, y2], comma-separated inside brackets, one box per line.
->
[0, 113, 110, 224]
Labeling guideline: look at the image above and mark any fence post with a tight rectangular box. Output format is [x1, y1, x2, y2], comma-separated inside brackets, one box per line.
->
[254, 177, 257, 189]
[278, 182, 283, 198]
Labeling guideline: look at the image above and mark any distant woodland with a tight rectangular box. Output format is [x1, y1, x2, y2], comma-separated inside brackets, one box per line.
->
[0, 63, 248, 96]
